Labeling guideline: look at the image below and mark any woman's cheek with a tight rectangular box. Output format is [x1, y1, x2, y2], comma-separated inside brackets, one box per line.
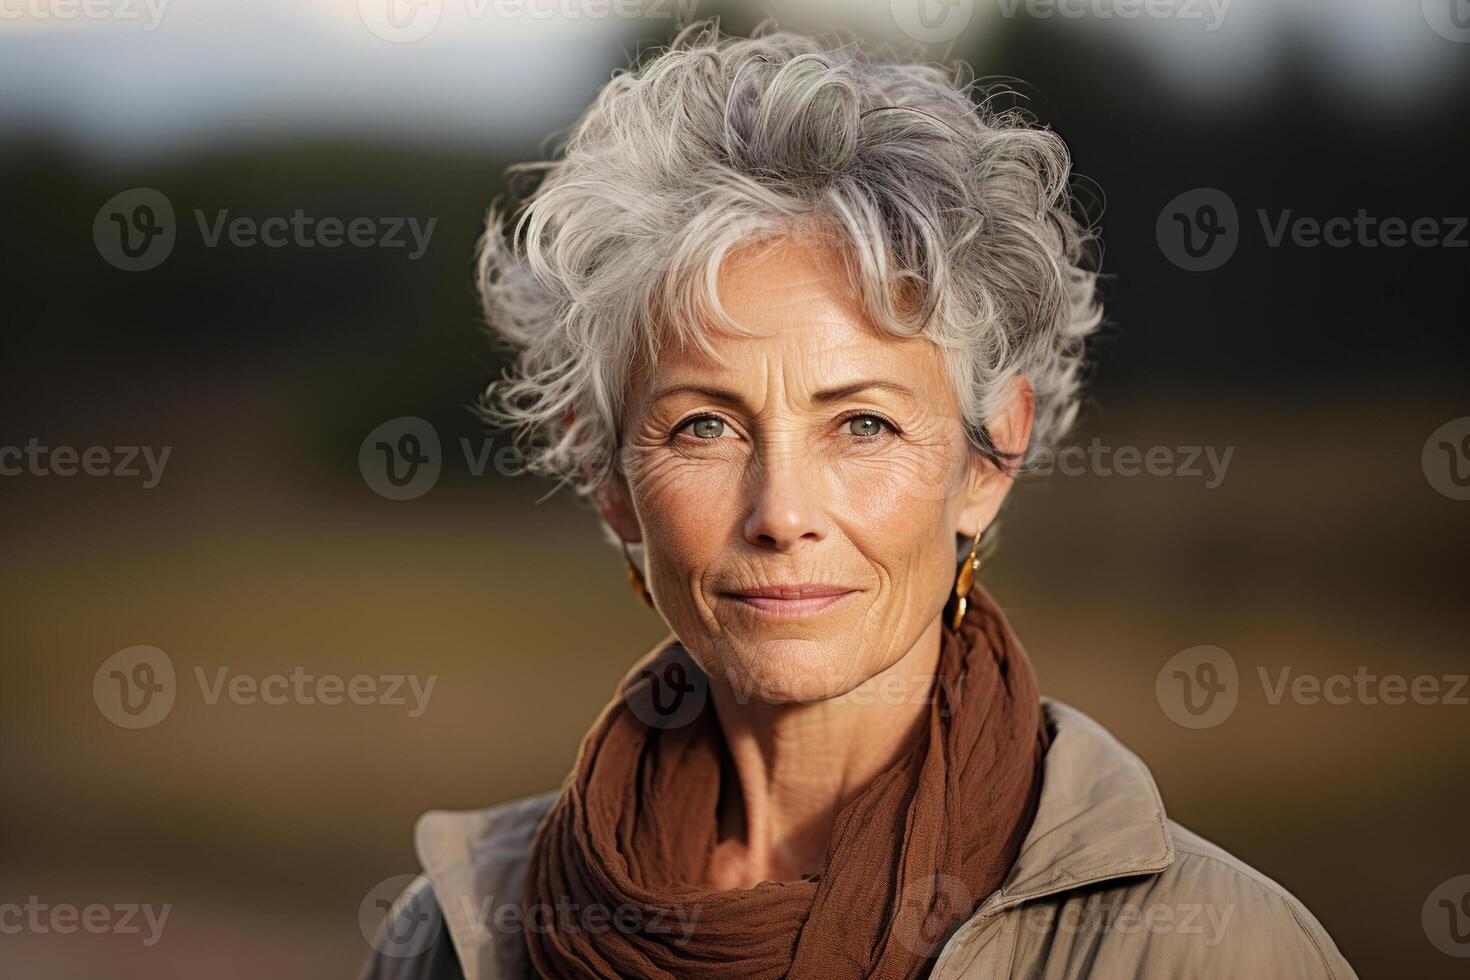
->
[632, 451, 743, 588]
[828, 452, 953, 526]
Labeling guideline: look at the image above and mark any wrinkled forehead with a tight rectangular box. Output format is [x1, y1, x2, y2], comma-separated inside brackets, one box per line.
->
[630, 236, 946, 404]
[715, 236, 868, 337]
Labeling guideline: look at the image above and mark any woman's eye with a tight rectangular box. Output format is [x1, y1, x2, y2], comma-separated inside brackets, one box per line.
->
[847, 414, 890, 438]
[685, 416, 726, 439]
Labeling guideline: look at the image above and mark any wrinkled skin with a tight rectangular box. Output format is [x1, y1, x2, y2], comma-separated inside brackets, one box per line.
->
[595, 234, 1033, 887]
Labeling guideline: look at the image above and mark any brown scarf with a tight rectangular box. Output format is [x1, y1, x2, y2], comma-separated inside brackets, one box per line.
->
[521, 580, 1048, 979]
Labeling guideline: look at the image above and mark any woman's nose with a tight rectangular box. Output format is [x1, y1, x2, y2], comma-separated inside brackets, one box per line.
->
[740, 453, 828, 551]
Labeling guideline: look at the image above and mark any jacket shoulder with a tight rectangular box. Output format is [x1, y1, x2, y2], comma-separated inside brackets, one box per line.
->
[1002, 820, 1357, 979]
[1149, 821, 1356, 977]
[985, 821, 1357, 979]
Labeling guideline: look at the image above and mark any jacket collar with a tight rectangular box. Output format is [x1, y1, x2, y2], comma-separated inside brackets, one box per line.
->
[977, 698, 1175, 916]
[414, 697, 1176, 980]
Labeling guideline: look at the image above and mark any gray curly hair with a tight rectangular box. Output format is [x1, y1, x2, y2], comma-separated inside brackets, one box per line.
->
[475, 19, 1103, 504]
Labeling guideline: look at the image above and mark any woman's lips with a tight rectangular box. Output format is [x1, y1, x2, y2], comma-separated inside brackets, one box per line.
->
[720, 585, 857, 619]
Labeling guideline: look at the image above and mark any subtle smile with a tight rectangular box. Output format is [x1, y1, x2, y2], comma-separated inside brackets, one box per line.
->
[720, 584, 858, 619]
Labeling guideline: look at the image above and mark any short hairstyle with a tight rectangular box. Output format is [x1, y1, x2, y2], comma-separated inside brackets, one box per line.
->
[476, 19, 1103, 504]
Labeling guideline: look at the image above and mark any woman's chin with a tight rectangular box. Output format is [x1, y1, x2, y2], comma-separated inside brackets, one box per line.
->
[710, 640, 877, 706]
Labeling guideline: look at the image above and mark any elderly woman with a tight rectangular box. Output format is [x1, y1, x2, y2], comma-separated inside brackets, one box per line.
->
[362, 22, 1355, 980]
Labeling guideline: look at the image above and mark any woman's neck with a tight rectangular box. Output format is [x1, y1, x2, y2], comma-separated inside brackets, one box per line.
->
[702, 615, 943, 889]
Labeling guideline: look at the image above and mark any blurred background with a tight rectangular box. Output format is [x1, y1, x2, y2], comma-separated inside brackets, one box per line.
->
[2, 0, 1468, 976]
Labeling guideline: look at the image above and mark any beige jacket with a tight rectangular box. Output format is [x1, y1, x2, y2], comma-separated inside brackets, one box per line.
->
[379, 699, 1357, 979]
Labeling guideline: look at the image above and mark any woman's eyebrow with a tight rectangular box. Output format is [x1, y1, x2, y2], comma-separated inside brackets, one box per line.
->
[810, 379, 916, 403]
[647, 383, 750, 411]
[648, 379, 916, 411]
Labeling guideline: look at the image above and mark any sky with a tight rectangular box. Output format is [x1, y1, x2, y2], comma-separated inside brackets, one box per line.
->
[1, 0, 1465, 162]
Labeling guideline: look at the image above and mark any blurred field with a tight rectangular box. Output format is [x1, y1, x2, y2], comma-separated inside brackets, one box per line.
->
[4, 5, 1469, 976]
[3, 393, 1467, 978]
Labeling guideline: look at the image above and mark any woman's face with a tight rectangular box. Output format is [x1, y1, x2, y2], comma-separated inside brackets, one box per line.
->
[603, 236, 1029, 704]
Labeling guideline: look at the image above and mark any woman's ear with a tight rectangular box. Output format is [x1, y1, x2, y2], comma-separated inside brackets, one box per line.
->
[956, 375, 1035, 538]
[593, 467, 642, 545]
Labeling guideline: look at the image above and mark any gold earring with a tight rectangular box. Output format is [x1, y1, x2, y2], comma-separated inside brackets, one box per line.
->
[621, 541, 655, 609]
[950, 529, 985, 631]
